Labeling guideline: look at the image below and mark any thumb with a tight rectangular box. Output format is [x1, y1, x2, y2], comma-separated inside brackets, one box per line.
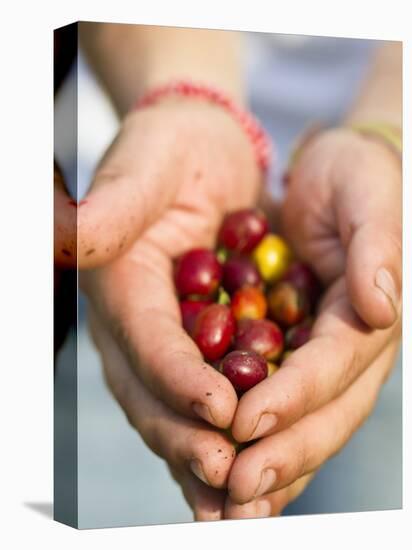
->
[77, 109, 180, 269]
[335, 141, 402, 329]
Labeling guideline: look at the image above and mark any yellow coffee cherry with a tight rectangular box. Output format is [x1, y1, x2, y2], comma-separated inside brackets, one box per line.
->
[267, 361, 279, 376]
[282, 350, 293, 363]
[252, 234, 292, 283]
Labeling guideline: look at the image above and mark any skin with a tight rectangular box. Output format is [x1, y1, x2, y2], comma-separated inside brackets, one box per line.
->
[80, 99, 260, 429]
[55, 26, 402, 520]
[56, 25, 246, 269]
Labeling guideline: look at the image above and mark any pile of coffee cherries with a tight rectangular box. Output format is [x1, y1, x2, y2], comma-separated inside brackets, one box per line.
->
[175, 208, 322, 395]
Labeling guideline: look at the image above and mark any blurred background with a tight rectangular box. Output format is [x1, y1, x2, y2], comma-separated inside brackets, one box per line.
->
[54, 29, 402, 529]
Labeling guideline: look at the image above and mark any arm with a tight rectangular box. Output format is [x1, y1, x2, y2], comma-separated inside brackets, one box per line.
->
[73, 24, 256, 269]
[76, 24, 263, 521]
[346, 41, 402, 126]
[80, 23, 245, 115]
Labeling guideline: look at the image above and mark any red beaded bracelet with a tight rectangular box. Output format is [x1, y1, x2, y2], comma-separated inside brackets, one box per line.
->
[134, 80, 273, 177]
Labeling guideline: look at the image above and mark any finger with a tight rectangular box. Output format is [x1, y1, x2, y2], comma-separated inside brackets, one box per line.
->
[228, 341, 398, 505]
[88, 305, 237, 490]
[54, 160, 77, 268]
[84, 241, 238, 429]
[169, 466, 226, 522]
[77, 108, 181, 269]
[333, 136, 402, 329]
[224, 472, 314, 519]
[231, 277, 399, 443]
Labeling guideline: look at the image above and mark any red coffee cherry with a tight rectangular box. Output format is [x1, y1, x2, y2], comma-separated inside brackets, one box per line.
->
[218, 208, 269, 254]
[285, 319, 312, 350]
[174, 249, 222, 298]
[222, 255, 262, 295]
[282, 262, 321, 309]
[193, 304, 235, 361]
[179, 299, 213, 335]
[221, 350, 268, 392]
[234, 318, 284, 361]
[231, 286, 268, 321]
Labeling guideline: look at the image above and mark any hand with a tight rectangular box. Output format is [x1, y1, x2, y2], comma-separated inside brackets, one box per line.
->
[89, 293, 316, 521]
[224, 127, 402, 518]
[88, 304, 238, 521]
[80, 99, 262, 518]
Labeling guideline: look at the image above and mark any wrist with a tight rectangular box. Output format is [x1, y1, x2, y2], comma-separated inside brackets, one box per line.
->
[348, 128, 403, 182]
[133, 79, 272, 177]
[138, 69, 245, 107]
[345, 121, 402, 163]
[284, 121, 402, 184]
[319, 126, 403, 187]
[81, 25, 244, 115]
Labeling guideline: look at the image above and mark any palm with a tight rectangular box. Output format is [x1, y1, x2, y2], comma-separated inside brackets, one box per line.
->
[280, 131, 349, 286]
[134, 110, 260, 257]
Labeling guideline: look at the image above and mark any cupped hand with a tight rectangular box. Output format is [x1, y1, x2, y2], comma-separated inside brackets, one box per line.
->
[89, 298, 314, 521]
[79, 99, 263, 518]
[81, 99, 261, 426]
[88, 304, 236, 521]
[225, 127, 402, 517]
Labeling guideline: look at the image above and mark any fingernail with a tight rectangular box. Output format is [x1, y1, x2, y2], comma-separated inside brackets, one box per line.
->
[375, 268, 400, 317]
[190, 459, 209, 485]
[254, 468, 277, 498]
[249, 413, 278, 440]
[192, 402, 216, 425]
[256, 499, 272, 517]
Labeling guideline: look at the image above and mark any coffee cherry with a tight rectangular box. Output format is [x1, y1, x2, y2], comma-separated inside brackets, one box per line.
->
[281, 350, 293, 363]
[268, 281, 309, 326]
[234, 318, 284, 361]
[285, 320, 312, 349]
[231, 286, 267, 321]
[252, 234, 292, 283]
[267, 361, 279, 376]
[193, 304, 235, 361]
[218, 208, 269, 254]
[222, 256, 262, 295]
[282, 262, 321, 308]
[173, 212, 325, 395]
[180, 299, 212, 335]
[221, 350, 268, 392]
[174, 249, 222, 298]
